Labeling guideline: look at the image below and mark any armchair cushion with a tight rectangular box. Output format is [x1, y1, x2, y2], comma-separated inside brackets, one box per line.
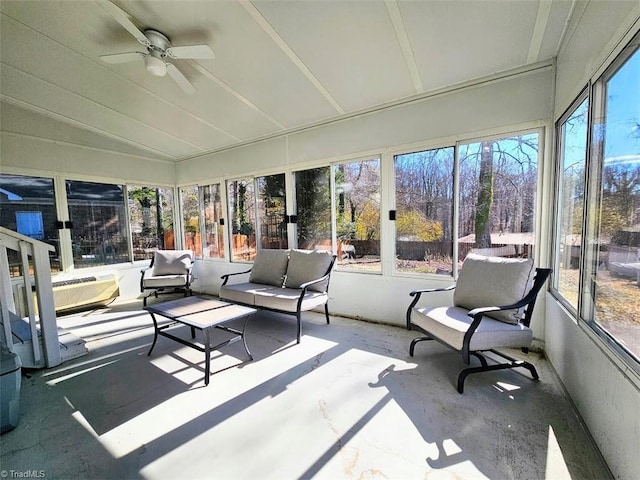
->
[249, 249, 290, 286]
[142, 270, 189, 288]
[152, 250, 193, 276]
[453, 254, 534, 324]
[412, 306, 533, 351]
[284, 249, 334, 292]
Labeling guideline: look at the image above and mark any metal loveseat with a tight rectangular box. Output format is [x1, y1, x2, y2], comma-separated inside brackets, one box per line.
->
[220, 249, 336, 343]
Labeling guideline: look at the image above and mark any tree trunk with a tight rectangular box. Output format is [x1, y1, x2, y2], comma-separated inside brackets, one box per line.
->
[475, 141, 494, 248]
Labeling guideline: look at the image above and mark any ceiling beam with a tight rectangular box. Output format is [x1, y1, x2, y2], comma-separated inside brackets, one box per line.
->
[240, 0, 345, 115]
[385, 0, 423, 94]
[528, 0, 553, 63]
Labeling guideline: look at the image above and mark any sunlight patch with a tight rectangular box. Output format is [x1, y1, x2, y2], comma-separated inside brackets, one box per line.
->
[545, 425, 571, 479]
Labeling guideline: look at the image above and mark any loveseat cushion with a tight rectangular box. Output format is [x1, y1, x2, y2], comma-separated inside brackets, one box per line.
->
[453, 253, 534, 324]
[284, 249, 333, 292]
[249, 249, 290, 286]
[253, 288, 329, 313]
[152, 250, 193, 276]
[219, 282, 277, 306]
[412, 306, 533, 351]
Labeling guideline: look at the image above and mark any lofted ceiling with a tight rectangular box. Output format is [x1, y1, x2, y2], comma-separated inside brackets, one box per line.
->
[0, 0, 574, 163]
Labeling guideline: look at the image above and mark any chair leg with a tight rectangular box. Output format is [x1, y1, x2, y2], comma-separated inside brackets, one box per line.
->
[470, 351, 488, 367]
[457, 350, 539, 394]
[296, 311, 302, 344]
[409, 336, 432, 356]
[324, 303, 330, 324]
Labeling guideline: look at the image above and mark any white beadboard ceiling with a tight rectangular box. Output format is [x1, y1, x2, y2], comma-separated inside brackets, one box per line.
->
[0, 0, 574, 163]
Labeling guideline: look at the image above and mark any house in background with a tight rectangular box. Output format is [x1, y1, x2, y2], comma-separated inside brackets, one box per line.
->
[1, 1, 639, 478]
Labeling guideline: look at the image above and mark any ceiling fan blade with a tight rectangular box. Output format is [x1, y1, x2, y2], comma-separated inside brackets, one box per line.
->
[97, 0, 150, 47]
[99, 52, 143, 64]
[166, 44, 215, 60]
[166, 63, 196, 94]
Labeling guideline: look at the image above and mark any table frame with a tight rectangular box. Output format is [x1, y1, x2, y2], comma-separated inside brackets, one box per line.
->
[145, 296, 255, 386]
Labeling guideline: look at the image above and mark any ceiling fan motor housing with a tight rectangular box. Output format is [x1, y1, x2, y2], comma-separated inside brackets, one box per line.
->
[143, 30, 170, 76]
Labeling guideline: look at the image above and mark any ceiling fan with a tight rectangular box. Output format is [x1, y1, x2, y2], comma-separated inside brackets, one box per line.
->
[98, 0, 214, 94]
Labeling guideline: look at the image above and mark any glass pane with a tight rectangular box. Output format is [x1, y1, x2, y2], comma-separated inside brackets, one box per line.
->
[590, 44, 640, 360]
[334, 159, 381, 271]
[458, 133, 539, 269]
[227, 178, 257, 261]
[556, 99, 588, 309]
[202, 184, 225, 259]
[128, 185, 175, 260]
[294, 167, 331, 249]
[257, 174, 288, 250]
[0, 174, 61, 276]
[180, 185, 200, 258]
[395, 148, 454, 275]
[67, 179, 129, 267]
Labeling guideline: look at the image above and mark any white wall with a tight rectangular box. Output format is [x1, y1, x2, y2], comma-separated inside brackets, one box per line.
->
[0, 133, 175, 185]
[177, 65, 553, 182]
[549, 3, 640, 480]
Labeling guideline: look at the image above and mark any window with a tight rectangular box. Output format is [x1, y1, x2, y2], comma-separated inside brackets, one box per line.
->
[0, 174, 61, 276]
[394, 148, 454, 275]
[554, 97, 589, 310]
[256, 174, 288, 250]
[334, 158, 381, 271]
[66, 179, 129, 267]
[294, 166, 332, 250]
[202, 183, 226, 259]
[128, 185, 175, 260]
[180, 185, 200, 257]
[458, 133, 539, 267]
[584, 36, 640, 364]
[227, 178, 257, 261]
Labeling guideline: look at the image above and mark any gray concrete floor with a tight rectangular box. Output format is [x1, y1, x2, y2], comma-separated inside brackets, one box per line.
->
[1, 295, 611, 479]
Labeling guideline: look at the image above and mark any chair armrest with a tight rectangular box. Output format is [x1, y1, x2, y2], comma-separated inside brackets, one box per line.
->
[298, 273, 331, 291]
[140, 266, 151, 292]
[220, 269, 252, 287]
[406, 284, 456, 330]
[409, 284, 455, 297]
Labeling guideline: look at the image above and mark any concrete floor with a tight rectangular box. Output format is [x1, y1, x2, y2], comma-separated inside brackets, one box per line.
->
[1, 295, 611, 480]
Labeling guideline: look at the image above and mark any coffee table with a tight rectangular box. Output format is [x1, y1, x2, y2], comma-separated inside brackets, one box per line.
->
[145, 295, 256, 386]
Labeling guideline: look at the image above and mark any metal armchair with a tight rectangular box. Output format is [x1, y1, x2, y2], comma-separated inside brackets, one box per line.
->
[406, 253, 551, 393]
[140, 250, 194, 306]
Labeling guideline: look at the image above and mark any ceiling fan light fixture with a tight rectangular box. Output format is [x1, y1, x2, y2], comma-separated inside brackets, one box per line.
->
[145, 54, 167, 77]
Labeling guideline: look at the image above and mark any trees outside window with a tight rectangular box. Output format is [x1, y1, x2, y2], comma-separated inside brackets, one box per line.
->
[227, 178, 257, 261]
[66, 180, 129, 267]
[257, 174, 288, 250]
[334, 158, 381, 271]
[554, 98, 589, 310]
[180, 185, 200, 258]
[202, 184, 225, 259]
[394, 148, 454, 275]
[128, 185, 175, 260]
[582, 38, 640, 365]
[458, 133, 539, 267]
[294, 167, 332, 250]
